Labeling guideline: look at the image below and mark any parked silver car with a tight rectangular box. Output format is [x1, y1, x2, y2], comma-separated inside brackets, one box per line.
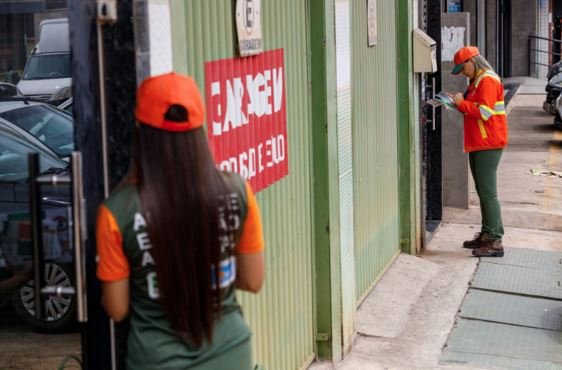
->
[0, 99, 74, 332]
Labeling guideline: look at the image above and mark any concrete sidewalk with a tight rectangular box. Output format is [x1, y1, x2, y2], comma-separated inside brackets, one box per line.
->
[310, 78, 562, 370]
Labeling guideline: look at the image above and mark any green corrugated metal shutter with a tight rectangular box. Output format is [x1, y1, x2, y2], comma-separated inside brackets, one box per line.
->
[351, 0, 401, 301]
[170, 1, 315, 369]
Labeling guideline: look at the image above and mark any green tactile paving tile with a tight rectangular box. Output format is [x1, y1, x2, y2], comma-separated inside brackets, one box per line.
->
[459, 290, 562, 331]
[442, 319, 562, 365]
[479, 248, 562, 272]
[471, 263, 562, 299]
[441, 350, 562, 370]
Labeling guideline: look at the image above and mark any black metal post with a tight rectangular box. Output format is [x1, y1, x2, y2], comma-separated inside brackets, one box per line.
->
[28, 153, 45, 321]
[425, 0, 443, 224]
[528, 35, 532, 77]
[69, 2, 108, 369]
[69, 0, 136, 368]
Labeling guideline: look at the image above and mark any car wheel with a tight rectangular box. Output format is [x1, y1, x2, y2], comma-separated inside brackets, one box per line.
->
[12, 262, 76, 332]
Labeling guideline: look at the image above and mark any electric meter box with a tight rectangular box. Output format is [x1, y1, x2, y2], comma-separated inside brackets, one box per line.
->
[413, 28, 438, 73]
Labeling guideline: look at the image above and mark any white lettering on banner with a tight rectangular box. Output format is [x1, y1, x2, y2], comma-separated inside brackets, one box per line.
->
[219, 134, 286, 180]
[273, 67, 283, 112]
[211, 82, 222, 136]
[211, 67, 284, 137]
[224, 78, 249, 132]
[258, 143, 264, 172]
[247, 70, 272, 117]
[265, 134, 285, 168]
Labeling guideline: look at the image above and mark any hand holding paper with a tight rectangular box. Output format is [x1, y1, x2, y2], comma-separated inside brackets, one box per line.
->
[428, 91, 457, 110]
[452, 92, 464, 105]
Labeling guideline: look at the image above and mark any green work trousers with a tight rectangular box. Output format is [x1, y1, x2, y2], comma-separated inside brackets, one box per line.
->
[469, 149, 504, 240]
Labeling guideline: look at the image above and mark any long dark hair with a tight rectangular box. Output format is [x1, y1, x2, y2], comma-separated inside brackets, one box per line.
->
[134, 105, 228, 347]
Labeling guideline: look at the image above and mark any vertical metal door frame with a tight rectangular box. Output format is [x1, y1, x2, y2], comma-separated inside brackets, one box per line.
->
[424, 0, 443, 228]
[397, 0, 416, 254]
[497, 0, 504, 76]
[477, 0, 487, 54]
[502, 0, 512, 77]
[309, 0, 344, 362]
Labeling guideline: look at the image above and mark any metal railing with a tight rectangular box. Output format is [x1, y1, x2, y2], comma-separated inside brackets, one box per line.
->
[528, 34, 562, 78]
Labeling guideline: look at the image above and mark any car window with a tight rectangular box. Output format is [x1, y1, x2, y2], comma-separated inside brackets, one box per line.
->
[0, 105, 73, 157]
[58, 98, 73, 114]
[0, 134, 66, 183]
[63, 103, 72, 114]
[22, 54, 71, 80]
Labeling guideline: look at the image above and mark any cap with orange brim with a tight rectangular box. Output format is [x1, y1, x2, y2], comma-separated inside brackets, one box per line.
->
[135, 72, 205, 132]
[452, 46, 480, 75]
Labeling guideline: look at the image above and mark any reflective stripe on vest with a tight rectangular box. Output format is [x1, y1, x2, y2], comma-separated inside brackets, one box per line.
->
[479, 100, 505, 121]
[474, 71, 505, 122]
[474, 70, 501, 88]
[473, 71, 504, 138]
[477, 101, 504, 138]
[477, 119, 488, 139]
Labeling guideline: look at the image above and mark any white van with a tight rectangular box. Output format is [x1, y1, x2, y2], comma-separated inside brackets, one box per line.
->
[17, 18, 71, 103]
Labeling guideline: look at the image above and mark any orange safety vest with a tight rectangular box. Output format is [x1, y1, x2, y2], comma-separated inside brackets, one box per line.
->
[456, 70, 508, 152]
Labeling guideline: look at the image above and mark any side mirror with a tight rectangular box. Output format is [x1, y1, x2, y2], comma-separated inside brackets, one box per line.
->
[0, 82, 21, 98]
[7, 70, 20, 85]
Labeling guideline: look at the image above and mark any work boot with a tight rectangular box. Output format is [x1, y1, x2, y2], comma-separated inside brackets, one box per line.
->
[462, 232, 493, 249]
[472, 239, 504, 257]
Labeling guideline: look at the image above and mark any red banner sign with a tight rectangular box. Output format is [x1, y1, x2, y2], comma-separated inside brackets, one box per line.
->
[205, 49, 288, 192]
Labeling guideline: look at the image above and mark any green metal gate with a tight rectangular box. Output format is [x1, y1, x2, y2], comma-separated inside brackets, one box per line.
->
[170, 2, 315, 369]
[351, 0, 401, 301]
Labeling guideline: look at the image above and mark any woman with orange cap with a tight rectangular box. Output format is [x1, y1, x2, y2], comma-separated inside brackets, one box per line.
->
[451, 46, 508, 258]
[95, 72, 265, 369]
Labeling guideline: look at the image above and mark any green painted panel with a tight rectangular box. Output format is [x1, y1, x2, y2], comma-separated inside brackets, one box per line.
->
[308, 0, 343, 360]
[397, 0, 416, 254]
[335, 0, 356, 351]
[170, 1, 315, 369]
[351, 0, 401, 300]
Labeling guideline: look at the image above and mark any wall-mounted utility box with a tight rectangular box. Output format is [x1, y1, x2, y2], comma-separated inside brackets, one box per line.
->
[413, 28, 437, 73]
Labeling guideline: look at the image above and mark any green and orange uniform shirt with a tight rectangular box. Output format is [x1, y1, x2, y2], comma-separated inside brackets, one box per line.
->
[456, 70, 508, 152]
[96, 172, 264, 370]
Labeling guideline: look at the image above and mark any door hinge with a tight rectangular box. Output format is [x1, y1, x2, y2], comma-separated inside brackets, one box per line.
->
[316, 333, 330, 342]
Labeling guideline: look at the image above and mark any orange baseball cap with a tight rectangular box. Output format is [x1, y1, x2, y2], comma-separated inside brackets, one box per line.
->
[135, 72, 205, 132]
[452, 46, 480, 75]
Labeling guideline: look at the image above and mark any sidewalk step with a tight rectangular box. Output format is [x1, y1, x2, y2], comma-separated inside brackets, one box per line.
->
[443, 320, 562, 369]
[477, 247, 562, 272]
[472, 262, 562, 300]
[355, 254, 439, 338]
[442, 319, 562, 369]
[459, 290, 562, 331]
[443, 352, 561, 370]
[442, 248, 562, 369]
[443, 206, 562, 233]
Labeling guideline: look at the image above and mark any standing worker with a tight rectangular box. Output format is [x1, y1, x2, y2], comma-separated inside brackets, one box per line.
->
[451, 46, 508, 258]
[96, 73, 265, 369]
